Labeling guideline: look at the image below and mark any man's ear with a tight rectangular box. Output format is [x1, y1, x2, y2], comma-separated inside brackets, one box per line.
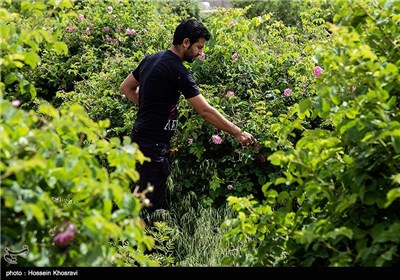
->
[183, 38, 191, 48]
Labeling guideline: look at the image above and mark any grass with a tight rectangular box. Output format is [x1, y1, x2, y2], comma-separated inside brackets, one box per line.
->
[142, 190, 243, 267]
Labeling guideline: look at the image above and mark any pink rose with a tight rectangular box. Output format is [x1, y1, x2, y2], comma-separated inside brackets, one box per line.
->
[226, 90, 235, 97]
[198, 51, 206, 61]
[65, 26, 77, 32]
[125, 28, 136, 35]
[283, 88, 291, 96]
[211, 135, 223, 145]
[227, 184, 233, 190]
[188, 138, 193, 145]
[11, 100, 21, 107]
[53, 221, 77, 246]
[231, 51, 238, 61]
[104, 26, 110, 32]
[313, 66, 323, 78]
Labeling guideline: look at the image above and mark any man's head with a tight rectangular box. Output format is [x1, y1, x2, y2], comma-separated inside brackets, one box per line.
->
[173, 19, 211, 63]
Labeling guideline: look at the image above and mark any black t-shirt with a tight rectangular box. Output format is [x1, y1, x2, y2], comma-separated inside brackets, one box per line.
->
[131, 50, 200, 144]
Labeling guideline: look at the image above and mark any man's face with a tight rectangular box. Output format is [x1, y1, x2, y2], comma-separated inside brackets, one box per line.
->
[183, 38, 206, 63]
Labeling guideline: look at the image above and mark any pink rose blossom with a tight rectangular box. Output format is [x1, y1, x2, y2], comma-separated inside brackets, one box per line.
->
[227, 184, 233, 190]
[211, 135, 223, 145]
[53, 221, 77, 246]
[105, 36, 112, 42]
[78, 14, 85, 21]
[188, 138, 193, 145]
[231, 51, 238, 61]
[11, 100, 21, 107]
[313, 66, 323, 78]
[198, 52, 206, 61]
[104, 26, 110, 32]
[226, 90, 235, 97]
[85, 27, 91, 36]
[125, 28, 136, 35]
[283, 88, 291, 96]
[65, 26, 77, 32]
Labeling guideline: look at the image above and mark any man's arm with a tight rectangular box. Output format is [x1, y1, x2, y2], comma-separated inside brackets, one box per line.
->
[120, 73, 140, 106]
[188, 94, 257, 146]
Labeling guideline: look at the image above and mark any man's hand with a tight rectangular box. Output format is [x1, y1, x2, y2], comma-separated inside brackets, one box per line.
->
[236, 131, 258, 147]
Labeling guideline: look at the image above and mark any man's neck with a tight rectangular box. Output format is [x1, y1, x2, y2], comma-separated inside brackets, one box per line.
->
[169, 45, 183, 61]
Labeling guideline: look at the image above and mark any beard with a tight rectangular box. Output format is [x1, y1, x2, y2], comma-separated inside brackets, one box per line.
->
[183, 49, 196, 63]
[183, 55, 195, 63]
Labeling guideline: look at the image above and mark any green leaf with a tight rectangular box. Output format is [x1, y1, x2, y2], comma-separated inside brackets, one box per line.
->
[335, 194, 358, 213]
[4, 73, 17, 84]
[22, 203, 45, 226]
[385, 187, 400, 208]
[325, 227, 353, 240]
[53, 41, 68, 55]
[391, 136, 400, 153]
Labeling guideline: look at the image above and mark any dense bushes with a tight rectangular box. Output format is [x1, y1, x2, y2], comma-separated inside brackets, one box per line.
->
[223, 0, 400, 267]
[1, 0, 399, 267]
[1, 0, 153, 267]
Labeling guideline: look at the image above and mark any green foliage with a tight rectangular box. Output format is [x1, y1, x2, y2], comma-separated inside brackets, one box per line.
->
[1, 0, 155, 266]
[2, 0, 398, 268]
[0, 99, 155, 266]
[0, 0, 69, 102]
[171, 5, 329, 205]
[39, 0, 185, 137]
[229, 0, 333, 27]
[140, 194, 243, 266]
[223, 0, 400, 267]
[144, 221, 177, 266]
[158, 0, 201, 19]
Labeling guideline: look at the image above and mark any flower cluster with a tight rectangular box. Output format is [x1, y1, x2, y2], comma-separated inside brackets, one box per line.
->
[125, 28, 136, 35]
[65, 26, 77, 32]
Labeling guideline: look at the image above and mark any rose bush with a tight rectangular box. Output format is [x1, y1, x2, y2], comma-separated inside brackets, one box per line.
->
[3, 0, 398, 267]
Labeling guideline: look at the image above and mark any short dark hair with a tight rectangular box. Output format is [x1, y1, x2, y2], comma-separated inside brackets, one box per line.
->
[172, 18, 211, 45]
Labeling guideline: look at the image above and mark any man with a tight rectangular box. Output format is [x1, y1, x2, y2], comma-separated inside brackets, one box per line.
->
[120, 18, 257, 220]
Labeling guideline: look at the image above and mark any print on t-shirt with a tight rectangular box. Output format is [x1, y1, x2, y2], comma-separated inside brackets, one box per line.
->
[164, 104, 178, 131]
